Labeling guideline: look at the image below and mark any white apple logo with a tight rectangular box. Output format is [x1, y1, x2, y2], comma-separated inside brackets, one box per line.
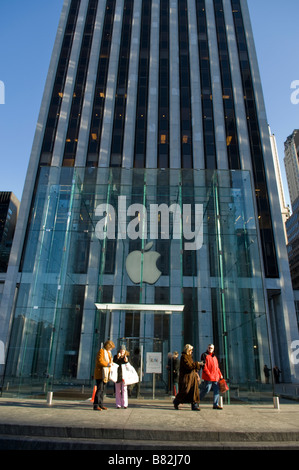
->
[126, 242, 162, 284]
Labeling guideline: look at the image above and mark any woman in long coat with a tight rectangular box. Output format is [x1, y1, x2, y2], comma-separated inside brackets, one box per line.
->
[173, 344, 203, 411]
[93, 340, 115, 410]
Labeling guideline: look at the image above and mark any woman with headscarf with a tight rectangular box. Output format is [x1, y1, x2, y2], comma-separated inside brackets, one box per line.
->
[173, 344, 203, 411]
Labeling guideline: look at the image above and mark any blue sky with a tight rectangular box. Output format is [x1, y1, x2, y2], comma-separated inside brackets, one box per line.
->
[0, 0, 298, 208]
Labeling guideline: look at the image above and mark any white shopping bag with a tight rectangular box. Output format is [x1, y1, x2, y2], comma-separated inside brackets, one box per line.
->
[121, 363, 139, 385]
[109, 363, 119, 382]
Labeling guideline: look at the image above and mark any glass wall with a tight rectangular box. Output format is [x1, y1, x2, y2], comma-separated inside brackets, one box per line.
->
[2, 167, 273, 401]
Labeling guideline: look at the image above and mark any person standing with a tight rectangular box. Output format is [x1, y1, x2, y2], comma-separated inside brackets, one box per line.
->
[129, 347, 141, 398]
[264, 364, 271, 384]
[172, 351, 180, 396]
[200, 344, 223, 409]
[114, 345, 130, 408]
[173, 344, 203, 411]
[93, 340, 115, 411]
[273, 365, 282, 384]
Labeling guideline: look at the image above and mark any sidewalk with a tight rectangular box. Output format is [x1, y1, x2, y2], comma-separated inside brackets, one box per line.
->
[0, 395, 299, 450]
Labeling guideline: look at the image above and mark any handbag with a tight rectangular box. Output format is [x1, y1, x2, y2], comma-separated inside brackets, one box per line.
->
[109, 363, 119, 382]
[121, 363, 139, 385]
[218, 378, 229, 393]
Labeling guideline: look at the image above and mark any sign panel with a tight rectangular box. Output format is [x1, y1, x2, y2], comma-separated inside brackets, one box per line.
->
[146, 352, 162, 374]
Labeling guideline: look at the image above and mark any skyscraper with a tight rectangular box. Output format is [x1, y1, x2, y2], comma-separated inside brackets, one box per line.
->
[284, 130, 299, 209]
[284, 130, 299, 289]
[0, 192, 19, 273]
[1, 0, 298, 398]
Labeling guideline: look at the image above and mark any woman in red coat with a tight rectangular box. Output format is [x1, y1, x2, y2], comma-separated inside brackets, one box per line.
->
[173, 344, 203, 411]
[200, 344, 223, 409]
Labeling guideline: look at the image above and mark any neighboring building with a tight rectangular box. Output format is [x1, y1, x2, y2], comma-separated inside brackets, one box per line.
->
[286, 197, 299, 289]
[284, 131, 299, 289]
[269, 126, 290, 242]
[284, 130, 299, 208]
[0, 0, 298, 399]
[0, 192, 19, 366]
[0, 192, 19, 273]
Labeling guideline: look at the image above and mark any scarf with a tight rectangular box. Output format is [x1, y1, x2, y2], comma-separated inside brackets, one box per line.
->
[102, 348, 111, 383]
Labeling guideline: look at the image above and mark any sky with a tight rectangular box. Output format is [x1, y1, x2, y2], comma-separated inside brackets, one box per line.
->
[0, 0, 298, 208]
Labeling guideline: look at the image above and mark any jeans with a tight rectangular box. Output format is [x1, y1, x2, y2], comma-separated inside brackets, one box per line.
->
[200, 380, 220, 407]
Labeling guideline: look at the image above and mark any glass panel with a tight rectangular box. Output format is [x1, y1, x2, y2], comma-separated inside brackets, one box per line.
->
[3, 167, 273, 402]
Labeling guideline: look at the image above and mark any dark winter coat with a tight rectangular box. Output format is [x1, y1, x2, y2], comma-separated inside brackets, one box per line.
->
[172, 356, 180, 382]
[175, 352, 201, 404]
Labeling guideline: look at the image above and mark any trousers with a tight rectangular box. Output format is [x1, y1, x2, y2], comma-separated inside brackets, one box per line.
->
[94, 379, 106, 408]
[200, 380, 220, 407]
[115, 381, 128, 408]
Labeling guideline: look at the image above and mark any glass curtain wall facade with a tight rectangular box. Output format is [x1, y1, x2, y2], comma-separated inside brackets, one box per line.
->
[1, 0, 298, 399]
[4, 167, 271, 401]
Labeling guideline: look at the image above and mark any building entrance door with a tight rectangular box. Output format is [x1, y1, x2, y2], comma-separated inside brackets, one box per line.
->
[94, 303, 184, 398]
[117, 336, 169, 398]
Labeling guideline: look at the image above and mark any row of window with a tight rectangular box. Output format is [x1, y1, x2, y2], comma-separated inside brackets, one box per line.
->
[40, 0, 81, 164]
[231, 0, 278, 278]
[87, 0, 117, 164]
[110, 0, 134, 167]
[133, 0, 151, 168]
[195, 0, 217, 169]
[214, 0, 241, 170]
[63, 0, 98, 166]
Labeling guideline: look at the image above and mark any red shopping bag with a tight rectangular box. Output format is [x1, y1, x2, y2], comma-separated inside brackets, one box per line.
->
[91, 385, 97, 402]
[219, 378, 229, 393]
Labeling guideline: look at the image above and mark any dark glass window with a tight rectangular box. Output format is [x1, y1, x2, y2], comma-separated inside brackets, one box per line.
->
[63, 0, 99, 166]
[87, 0, 117, 166]
[183, 287, 198, 349]
[195, 0, 217, 169]
[178, 0, 193, 169]
[154, 287, 170, 341]
[231, 0, 279, 278]
[39, 0, 81, 165]
[134, 0, 151, 168]
[110, 0, 134, 167]
[125, 287, 141, 337]
[158, 0, 170, 168]
[213, 0, 241, 169]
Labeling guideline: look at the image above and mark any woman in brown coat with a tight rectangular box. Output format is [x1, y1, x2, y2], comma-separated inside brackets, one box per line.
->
[93, 340, 115, 410]
[173, 344, 203, 411]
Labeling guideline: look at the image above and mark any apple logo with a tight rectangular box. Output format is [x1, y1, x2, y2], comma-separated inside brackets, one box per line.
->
[126, 241, 162, 284]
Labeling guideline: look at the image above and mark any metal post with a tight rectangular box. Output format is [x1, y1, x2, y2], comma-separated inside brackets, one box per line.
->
[47, 391, 53, 406]
[273, 396, 280, 409]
